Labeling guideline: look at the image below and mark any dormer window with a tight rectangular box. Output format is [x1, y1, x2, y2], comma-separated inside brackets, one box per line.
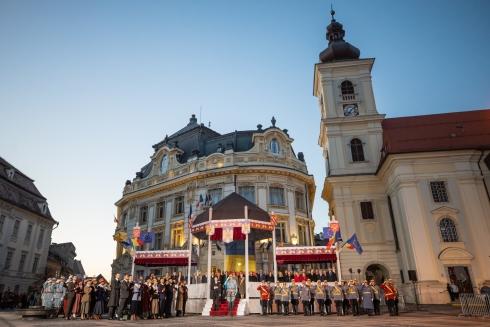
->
[160, 154, 169, 174]
[270, 138, 280, 154]
[341, 80, 355, 101]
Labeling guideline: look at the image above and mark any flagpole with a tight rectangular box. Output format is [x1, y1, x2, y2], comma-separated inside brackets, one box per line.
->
[271, 212, 277, 284]
[335, 242, 342, 282]
[206, 207, 212, 301]
[244, 206, 249, 304]
[187, 219, 192, 285]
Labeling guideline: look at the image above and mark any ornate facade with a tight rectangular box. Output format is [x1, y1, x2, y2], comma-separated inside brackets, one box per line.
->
[315, 11, 490, 304]
[112, 116, 316, 277]
[0, 157, 57, 295]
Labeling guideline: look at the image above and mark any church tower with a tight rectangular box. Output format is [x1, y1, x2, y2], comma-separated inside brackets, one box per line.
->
[314, 9, 385, 176]
[314, 10, 401, 287]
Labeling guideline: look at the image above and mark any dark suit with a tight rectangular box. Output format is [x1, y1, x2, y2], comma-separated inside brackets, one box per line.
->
[108, 279, 120, 319]
[64, 281, 75, 317]
[117, 280, 130, 319]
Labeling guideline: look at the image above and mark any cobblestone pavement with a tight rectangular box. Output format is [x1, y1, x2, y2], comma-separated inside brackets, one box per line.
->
[1, 312, 489, 327]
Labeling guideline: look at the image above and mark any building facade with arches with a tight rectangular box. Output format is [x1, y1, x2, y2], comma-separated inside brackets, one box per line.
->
[111, 115, 316, 277]
[314, 12, 490, 304]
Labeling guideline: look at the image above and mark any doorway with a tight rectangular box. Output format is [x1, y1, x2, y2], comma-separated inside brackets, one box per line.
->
[447, 266, 474, 294]
[365, 264, 389, 285]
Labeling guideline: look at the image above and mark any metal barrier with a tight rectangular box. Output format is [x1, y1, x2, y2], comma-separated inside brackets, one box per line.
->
[460, 293, 490, 316]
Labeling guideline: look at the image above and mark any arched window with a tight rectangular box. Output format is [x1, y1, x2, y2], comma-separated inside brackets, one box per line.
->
[160, 154, 169, 174]
[350, 138, 365, 162]
[439, 217, 458, 242]
[341, 80, 354, 95]
[270, 138, 280, 154]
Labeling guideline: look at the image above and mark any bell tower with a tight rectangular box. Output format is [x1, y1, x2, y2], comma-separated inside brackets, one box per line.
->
[314, 9, 385, 176]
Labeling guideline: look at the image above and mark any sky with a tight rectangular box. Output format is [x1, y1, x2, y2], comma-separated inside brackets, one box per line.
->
[1, 0, 489, 279]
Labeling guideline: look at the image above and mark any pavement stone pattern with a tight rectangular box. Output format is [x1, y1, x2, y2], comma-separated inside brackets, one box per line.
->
[1, 312, 489, 327]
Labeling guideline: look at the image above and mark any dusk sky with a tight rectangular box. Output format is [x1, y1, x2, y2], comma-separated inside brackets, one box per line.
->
[1, 0, 489, 279]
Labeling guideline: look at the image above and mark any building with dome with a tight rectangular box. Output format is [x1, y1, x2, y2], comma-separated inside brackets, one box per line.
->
[111, 116, 317, 277]
[315, 10, 490, 304]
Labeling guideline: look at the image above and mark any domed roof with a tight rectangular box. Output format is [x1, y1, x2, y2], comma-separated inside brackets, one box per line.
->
[319, 9, 360, 63]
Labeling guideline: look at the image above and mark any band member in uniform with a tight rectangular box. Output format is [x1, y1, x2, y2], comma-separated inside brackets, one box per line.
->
[290, 280, 300, 315]
[273, 282, 283, 314]
[381, 279, 399, 316]
[359, 280, 374, 316]
[346, 280, 360, 316]
[267, 282, 274, 314]
[280, 282, 290, 315]
[299, 281, 311, 316]
[330, 281, 344, 316]
[257, 281, 270, 315]
[313, 281, 326, 316]
[369, 280, 381, 315]
[307, 280, 315, 315]
[324, 281, 332, 315]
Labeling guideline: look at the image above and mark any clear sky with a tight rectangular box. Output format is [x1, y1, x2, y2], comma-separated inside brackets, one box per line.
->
[1, 0, 489, 279]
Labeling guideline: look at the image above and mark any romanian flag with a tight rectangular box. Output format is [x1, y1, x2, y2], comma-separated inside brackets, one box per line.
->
[270, 213, 277, 226]
[345, 233, 363, 255]
[326, 221, 342, 251]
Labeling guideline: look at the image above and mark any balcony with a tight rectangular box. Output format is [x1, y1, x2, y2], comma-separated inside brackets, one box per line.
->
[342, 94, 356, 101]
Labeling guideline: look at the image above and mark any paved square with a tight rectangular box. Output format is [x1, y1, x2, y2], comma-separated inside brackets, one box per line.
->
[1, 312, 489, 327]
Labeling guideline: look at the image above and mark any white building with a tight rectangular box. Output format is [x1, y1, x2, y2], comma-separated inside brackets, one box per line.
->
[314, 11, 490, 303]
[0, 157, 57, 295]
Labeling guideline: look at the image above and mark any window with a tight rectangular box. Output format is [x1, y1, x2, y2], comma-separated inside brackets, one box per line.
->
[350, 138, 365, 162]
[12, 220, 20, 239]
[4, 249, 14, 270]
[0, 215, 5, 234]
[430, 181, 449, 203]
[154, 231, 163, 250]
[171, 225, 184, 249]
[341, 80, 354, 95]
[160, 154, 169, 174]
[269, 187, 285, 206]
[37, 229, 45, 249]
[122, 212, 128, 227]
[174, 196, 184, 215]
[156, 202, 165, 221]
[440, 217, 458, 242]
[139, 205, 148, 225]
[238, 186, 255, 203]
[208, 188, 222, 205]
[18, 252, 27, 272]
[32, 255, 40, 273]
[275, 222, 286, 244]
[360, 201, 374, 219]
[298, 224, 307, 245]
[295, 191, 306, 212]
[270, 138, 280, 154]
[24, 224, 33, 245]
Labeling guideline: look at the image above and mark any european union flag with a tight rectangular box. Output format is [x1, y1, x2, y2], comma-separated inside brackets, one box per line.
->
[140, 232, 154, 244]
[345, 233, 363, 255]
[323, 227, 333, 239]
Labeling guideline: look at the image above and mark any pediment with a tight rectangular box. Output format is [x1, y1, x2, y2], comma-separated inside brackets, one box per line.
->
[438, 247, 473, 261]
[431, 206, 459, 215]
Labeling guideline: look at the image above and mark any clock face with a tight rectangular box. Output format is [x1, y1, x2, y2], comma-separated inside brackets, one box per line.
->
[343, 104, 359, 117]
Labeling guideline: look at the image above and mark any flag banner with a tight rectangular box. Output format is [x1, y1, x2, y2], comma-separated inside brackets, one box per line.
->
[132, 226, 141, 238]
[121, 235, 132, 249]
[131, 238, 139, 247]
[113, 231, 127, 242]
[140, 232, 154, 244]
[323, 227, 333, 239]
[270, 213, 278, 226]
[345, 233, 363, 255]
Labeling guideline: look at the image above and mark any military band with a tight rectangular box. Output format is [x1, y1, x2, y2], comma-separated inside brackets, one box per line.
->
[254, 278, 399, 317]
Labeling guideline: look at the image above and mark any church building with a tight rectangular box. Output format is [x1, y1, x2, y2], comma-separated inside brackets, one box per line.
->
[314, 10, 490, 304]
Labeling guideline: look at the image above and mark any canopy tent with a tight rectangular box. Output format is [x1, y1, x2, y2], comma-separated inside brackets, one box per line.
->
[275, 246, 337, 265]
[134, 250, 197, 267]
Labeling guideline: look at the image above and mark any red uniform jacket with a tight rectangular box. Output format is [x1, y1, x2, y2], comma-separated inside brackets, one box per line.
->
[257, 285, 270, 301]
[380, 284, 398, 301]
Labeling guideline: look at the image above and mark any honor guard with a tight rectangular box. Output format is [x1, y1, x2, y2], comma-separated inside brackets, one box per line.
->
[360, 280, 375, 316]
[257, 281, 270, 315]
[273, 283, 283, 314]
[346, 280, 360, 316]
[290, 280, 300, 315]
[330, 281, 344, 316]
[369, 280, 381, 315]
[280, 282, 291, 315]
[299, 281, 311, 316]
[313, 281, 326, 316]
[381, 280, 399, 316]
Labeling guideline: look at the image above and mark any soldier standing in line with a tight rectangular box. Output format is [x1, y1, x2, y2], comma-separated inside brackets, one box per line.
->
[290, 280, 300, 315]
[307, 280, 315, 315]
[324, 281, 332, 315]
[359, 280, 375, 316]
[299, 280, 311, 316]
[267, 282, 274, 314]
[381, 280, 399, 316]
[314, 281, 326, 316]
[346, 280, 360, 316]
[280, 282, 290, 315]
[273, 282, 283, 315]
[369, 280, 381, 315]
[330, 281, 344, 316]
[257, 281, 270, 315]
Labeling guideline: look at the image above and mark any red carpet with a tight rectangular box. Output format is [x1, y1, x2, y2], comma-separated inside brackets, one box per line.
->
[209, 299, 240, 316]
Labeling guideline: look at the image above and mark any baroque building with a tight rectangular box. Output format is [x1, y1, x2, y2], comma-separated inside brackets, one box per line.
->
[112, 115, 316, 277]
[0, 157, 57, 295]
[315, 11, 490, 303]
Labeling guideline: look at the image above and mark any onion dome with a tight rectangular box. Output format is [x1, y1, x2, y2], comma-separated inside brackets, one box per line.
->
[319, 9, 360, 63]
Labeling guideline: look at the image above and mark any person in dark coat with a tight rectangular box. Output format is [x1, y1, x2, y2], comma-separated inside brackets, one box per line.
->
[107, 273, 120, 320]
[117, 274, 130, 320]
[210, 276, 221, 311]
[93, 280, 107, 319]
[158, 278, 166, 318]
[163, 279, 173, 318]
[141, 278, 151, 319]
[64, 276, 76, 320]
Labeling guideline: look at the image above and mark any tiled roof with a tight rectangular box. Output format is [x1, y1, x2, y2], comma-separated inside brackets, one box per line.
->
[0, 156, 55, 222]
[381, 109, 490, 156]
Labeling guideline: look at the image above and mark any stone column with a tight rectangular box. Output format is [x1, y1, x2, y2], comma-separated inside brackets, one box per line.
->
[287, 188, 298, 243]
[146, 203, 156, 250]
[164, 200, 173, 249]
[257, 184, 267, 211]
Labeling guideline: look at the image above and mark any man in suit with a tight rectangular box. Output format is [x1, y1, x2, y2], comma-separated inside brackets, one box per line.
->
[108, 273, 121, 320]
[64, 276, 76, 320]
[117, 274, 130, 320]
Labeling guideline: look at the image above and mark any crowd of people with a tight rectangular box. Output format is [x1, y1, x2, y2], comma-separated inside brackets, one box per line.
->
[38, 272, 188, 320]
